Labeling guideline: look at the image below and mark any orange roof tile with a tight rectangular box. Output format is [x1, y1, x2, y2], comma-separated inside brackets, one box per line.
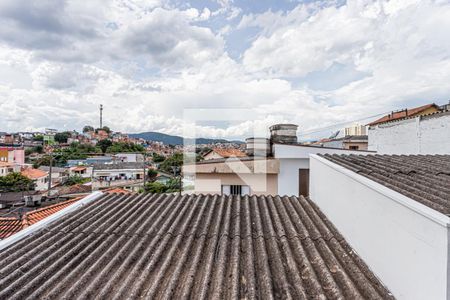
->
[0, 218, 22, 239]
[368, 103, 439, 126]
[0, 197, 83, 239]
[103, 187, 131, 194]
[72, 166, 87, 172]
[21, 168, 48, 179]
[208, 148, 247, 158]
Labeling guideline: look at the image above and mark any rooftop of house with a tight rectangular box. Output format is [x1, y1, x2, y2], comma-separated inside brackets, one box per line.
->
[20, 168, 48, 179]
[0, 197, 82, 239]
[320, 154, 450, 215]
[56, 184, 92, 196]
[367, 103, 440, 126]
[205, 148, 247, 158]
[38, 166, 67, 173]
[0, 192, 393, 299]
[71, 166, 87, 172]
[93, 162, 145, 170]
[102, 187, 131, 194]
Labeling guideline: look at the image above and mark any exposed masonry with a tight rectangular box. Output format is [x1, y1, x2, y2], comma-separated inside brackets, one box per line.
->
[0, 192, 393, 299]
[321, 154, 450, 215]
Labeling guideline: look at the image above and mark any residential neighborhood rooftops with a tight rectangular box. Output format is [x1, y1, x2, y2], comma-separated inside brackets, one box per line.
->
[320, 154, 450, 215]
[204, 148, 247, 158]
[21, 168, 48, 179]
[93, 162, 145, 170]
[0, 192, 392, 299]
[0, 197, 82, 239]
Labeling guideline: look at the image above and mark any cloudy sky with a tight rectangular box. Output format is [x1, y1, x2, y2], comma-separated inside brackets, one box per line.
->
[0, 0, 449, 140]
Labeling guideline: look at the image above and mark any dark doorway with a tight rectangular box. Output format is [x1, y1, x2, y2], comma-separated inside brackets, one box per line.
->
[299, 169, 310, 197]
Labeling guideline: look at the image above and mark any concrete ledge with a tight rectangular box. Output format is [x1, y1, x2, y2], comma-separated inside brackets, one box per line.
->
[0, 191, 104, 252]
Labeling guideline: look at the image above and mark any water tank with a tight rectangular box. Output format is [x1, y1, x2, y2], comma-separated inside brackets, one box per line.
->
[269, 124, 298, 144]
[245, 138, 270, 157]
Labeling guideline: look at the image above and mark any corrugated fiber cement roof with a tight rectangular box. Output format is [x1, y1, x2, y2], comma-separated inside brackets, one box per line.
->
[0, 192, 393, 299]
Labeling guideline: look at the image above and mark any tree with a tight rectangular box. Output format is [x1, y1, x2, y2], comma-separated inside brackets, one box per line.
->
[83, 125, 94, 133]
[159, 153, 183, 174]
[97, 139, 112, 154]
[0, 173, 35, 192]
[33, 135, 44, 141]
[152, 153, 166, 163]
[64, 175, 88, 186]
[96, 126, 111, 134]
[106, 142, 144, 153]
[147, 169, 158, 181]
[144, 182, 168, 193]
[54, 131, 71, 144]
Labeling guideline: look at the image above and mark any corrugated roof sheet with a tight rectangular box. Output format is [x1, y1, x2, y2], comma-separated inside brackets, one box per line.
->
[0, 192, 393, 299]
[321, 154, 450, 215]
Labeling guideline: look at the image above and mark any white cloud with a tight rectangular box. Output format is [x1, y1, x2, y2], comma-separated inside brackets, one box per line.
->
[0, 0, 450, 140]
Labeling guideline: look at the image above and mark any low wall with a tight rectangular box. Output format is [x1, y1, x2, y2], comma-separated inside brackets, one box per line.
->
[309, 154, 450, 300]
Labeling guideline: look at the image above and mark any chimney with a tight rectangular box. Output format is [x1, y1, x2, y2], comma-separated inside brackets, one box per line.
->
[269, 124, 298, 144]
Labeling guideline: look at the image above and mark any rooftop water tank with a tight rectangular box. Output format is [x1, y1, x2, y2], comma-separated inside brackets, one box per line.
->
[269, 124, 298, 144]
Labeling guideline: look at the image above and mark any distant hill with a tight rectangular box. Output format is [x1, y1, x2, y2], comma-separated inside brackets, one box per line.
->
[129, 132, 243, 145]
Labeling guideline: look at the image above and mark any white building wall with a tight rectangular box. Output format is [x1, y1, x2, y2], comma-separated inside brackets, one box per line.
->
[368, 112, 450, 154]
[273, 144, 373, 196]
[34, 177, 48, 191]
[309, 155, 450, 300]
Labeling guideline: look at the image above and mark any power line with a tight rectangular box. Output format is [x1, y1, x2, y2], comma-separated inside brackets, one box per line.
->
[297, 111, 390, 137]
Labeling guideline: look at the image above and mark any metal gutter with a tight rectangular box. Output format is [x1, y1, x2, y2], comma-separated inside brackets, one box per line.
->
[0, 191, 104, 252]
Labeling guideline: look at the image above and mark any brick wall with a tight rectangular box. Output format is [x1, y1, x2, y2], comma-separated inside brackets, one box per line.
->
[368, 112, 450, 154]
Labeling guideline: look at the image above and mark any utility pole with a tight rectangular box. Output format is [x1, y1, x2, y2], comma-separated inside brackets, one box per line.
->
[47, 155, 53, 194]
[99, 104, 103, 128]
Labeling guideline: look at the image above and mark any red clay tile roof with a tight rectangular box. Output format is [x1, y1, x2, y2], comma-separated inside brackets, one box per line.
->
[368, 103, 439, 126]
[0, 218, 23, 239]
[72, 166, 87, 172]
[206, 148, 247, 158]
[103, 187, 131, 194]
[0, 197, 83, 239]
[21, 168, 48, 179]
[0, 193, 393, 298]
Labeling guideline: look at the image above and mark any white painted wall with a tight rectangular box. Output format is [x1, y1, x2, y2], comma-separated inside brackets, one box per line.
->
[273, 144, 373, 196]
[34, 176, 48, 191]
[309, 154, 450, 300]
[368, 112, 450, 154]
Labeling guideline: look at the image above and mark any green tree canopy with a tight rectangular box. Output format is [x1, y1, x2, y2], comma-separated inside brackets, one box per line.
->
[159, 153, 183, 174]
[83, 125, 95, 133]
[33, 135, 44, 141]
[97, 139, 113, 154]
[147, 169, 158, 181]
[0, 173, 35, 192]
[64, 175, 89, 186]
[152, 153, 166, 163]
[106, 142, 145, 153]
[144, 182, 168, 193]
[54, 131, 72, 144]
